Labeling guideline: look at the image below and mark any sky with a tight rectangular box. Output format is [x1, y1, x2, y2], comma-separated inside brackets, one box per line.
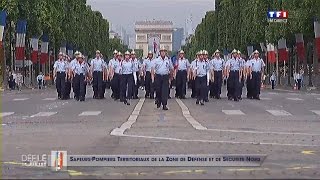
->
[86, 0, 215, 35]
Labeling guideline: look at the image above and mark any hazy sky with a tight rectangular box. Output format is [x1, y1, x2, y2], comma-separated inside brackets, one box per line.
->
[87, 0, 215, 35]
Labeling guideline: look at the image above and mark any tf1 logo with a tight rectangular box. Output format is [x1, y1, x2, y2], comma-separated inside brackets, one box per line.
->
[267, 11, 288, 19]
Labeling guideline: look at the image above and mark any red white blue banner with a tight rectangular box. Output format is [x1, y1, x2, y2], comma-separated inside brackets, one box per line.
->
[0, 10, 7, 48]
[15, 20, 27, 61]
[40, 34, 49, 64]
[31, 37, 39, 63]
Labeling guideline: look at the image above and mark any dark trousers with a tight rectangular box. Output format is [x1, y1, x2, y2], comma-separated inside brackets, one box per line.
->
[297, 79, 302, 90]
[38, 80, 43, 89]
[72, 77, 77, 98]
[227, 71, 240, 99]
[176, 70, 187, 98]
[111, 73, 121, 99]
[195, 76, 207, 101]
[102, 81, 106, 97]
[93, 71, 103, 98]
[155, 74, 169, 106]
[191, 79, 196, 98]
[65, 80, 71, 98]
[74, 74, 86, 100]
[211, 71, 223, 97]
[145, 71, 153, 98]
[271, 80, 275, 89]
[133, 72, 139, 98]
[239, 76, 244, 98]
[252, 72, 262, 98]
[120, 74, 134, 101]
[56, 72, 66, 99]
[246, 75, 253, 98]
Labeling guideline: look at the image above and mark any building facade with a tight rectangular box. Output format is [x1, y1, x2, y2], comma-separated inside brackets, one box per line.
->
[135, 20, 173, 57]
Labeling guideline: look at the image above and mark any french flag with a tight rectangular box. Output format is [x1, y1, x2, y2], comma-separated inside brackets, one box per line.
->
[15, 20, 27, 61]
[30, 37, 39, 63]
[0, 10, 7, 48]
[67, 44, 73, 58]
[60, 42, 66, 55]
[314, 20, 320, 60]
[278, 38, 288, 62]
[295, 33, 305, 62]
[40, 34, 49, 64]
[267, 43, 276, 63]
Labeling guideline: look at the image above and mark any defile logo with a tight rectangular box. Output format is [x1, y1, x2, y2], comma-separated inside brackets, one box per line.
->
[267, 11, 288, 19]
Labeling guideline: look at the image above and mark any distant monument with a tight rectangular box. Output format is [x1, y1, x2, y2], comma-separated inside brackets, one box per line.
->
[135, 20, 173, 57]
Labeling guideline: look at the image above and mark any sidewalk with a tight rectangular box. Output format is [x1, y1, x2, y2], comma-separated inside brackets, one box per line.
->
[264, 84, 319, 93]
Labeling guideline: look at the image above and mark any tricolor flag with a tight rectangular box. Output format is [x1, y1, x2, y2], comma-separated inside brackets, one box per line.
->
[247, 46, 253, 57]
[0, 10, 7, 48]
[15, 20, 27, 61]
[314, 20, 320, 59]
[267, 43, 276, 63]
[295, 33, 305, 62]
[60, 42, 66, 55]
[67, 44, 73, 58]
[278, 38, 288, 62]
[153, 38, 157, 54]
[30, 37, 39, 63]
[40, 34, 49, 64]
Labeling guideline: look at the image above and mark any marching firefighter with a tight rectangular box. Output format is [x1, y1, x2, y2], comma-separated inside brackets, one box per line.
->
[246, 53, 254, 99]
[65, 55, 72, 99]
[250, 50, 265, 100]
[226, 49, 242, 101]
[108, 50, 119, 99]
[209, 49, 224, 99]
[192, 50, 210, 105]
[109, 52, 122, 101]
[190, 52, 200, 98]
[120, 51, 135, 105]
[237, 50, 245, 100]
[203, 50, 210, 102]
[102, 54, 108, 98]
[72, 53, 90, 101]
[143, 51, 155, 98]
[131, 50, 140, 99]
[175, 50, 190, 99]
[91, 50, 105, 99]
[70, 51, 81, 99]
[53, 52, 68, 100]
[152, 47, 174, 110]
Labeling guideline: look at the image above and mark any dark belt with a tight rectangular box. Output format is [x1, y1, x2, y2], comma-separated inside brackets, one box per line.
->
[94, 71, 102, 72]
[252, 71, 261, 73]
[230, 70, 239, 72]
[214, 70, 222, 72]
[178, 70, 187, 72]
[156, 74, 169, 76]
[57, 71, 65, 73]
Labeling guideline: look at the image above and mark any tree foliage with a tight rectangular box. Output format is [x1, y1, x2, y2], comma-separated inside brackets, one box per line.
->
[183, 0, 320, 59]
[1, 0, 126, 59]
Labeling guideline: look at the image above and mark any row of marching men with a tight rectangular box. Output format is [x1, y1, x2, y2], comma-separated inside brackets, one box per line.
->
[171, 48, 265, 106]
[53, 49, 141, 102]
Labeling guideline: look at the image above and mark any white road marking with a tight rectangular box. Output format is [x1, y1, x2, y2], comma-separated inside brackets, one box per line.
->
[310, 110, 320, 116]
[79, 111, 101, 116]
[0, 112, 15, 117]
[222, 110, 245, 115]
[110, 98, 145, 136]
[266, 110, 292, 116]
[43, 98, 56, 101]
[206, 128, 320, 136]
[175, 99, 207, 130]
[260, 97, 272, 100]
[30, 112, 57, 117]
[111, 134, 320, 147]
[13, 98, 29, 101]
[268, 92, 278, 95]
[286, 97, 303, 101]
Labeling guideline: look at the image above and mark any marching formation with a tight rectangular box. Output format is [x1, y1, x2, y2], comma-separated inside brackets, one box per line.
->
[53, 47, 265, 110]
